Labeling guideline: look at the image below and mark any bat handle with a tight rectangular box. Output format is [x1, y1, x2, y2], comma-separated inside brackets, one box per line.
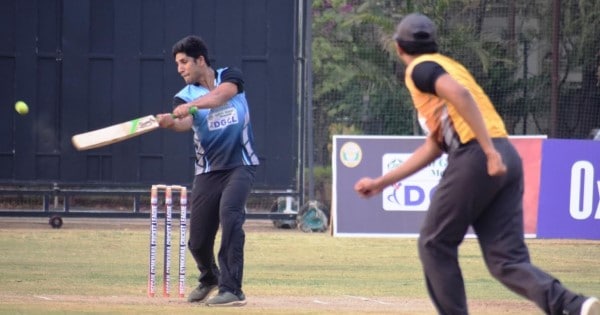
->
[170, 106, 198, 118]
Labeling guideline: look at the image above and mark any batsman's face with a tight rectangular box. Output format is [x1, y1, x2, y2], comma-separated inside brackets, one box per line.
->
[175, 53, 203, 84]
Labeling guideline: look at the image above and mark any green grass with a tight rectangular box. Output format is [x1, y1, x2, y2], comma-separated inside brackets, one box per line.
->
[0, 220, 599, 314]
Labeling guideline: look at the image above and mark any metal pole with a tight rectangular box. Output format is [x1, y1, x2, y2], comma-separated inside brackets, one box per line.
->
[296, 0, 306, 207]
[550, 0, 560, 137]
[522, 39, 528, 134]
[304, 0, 315, 202]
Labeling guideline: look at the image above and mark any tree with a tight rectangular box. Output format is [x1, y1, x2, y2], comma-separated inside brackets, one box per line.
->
[555, 0, 600, 138]
[310, 0, 600, 170]
[311, 0, 412, 165]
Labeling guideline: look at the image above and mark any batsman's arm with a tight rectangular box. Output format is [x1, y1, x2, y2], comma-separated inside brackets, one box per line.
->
[172, 82, 238, 118]
[157, 107, 197, 132]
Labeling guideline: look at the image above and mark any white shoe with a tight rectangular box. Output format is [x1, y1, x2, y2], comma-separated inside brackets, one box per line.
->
[581, 297, 600, 315]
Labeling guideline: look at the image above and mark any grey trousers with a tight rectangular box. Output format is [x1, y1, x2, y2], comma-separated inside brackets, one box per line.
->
[418, 138, 581, 315]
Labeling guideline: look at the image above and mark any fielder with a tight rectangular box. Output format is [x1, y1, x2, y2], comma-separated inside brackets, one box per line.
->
[354, 13, 599, 315]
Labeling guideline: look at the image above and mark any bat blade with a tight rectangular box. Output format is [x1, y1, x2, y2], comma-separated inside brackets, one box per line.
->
[72, 115, 160, 151]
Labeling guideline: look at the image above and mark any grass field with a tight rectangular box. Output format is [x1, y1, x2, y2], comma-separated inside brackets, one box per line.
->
[0, 218, 598, 314]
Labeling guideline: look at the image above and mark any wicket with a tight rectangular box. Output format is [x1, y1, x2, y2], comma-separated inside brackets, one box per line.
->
[148, 184, 188, 298]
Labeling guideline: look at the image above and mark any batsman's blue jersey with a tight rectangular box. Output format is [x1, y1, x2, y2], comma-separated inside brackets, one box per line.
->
[174, 67, 260, 175]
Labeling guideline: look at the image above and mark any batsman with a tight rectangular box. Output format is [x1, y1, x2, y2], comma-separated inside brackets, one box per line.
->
[157, 35, 260, 307]
[354, 13, 599, 315]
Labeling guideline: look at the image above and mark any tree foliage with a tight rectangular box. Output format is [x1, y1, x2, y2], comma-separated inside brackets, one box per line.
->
[310, 0, 600, 165]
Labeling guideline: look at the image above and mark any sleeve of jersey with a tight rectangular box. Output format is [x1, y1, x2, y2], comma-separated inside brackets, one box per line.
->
[220, 67, 245, 93]
[411, 61, 447, 95]
[173, 96, 186, 108]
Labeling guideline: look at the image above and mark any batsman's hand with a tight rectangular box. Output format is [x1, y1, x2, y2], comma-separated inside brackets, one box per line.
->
[486, 150, 507, 177]
[173, 103, 196, 118]
[156, 113, 175, 128]
[354, 177, 383, 198]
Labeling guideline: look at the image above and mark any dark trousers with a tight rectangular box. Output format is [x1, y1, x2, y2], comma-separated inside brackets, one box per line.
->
[418, 138, 581, 315]
[188, 165, 256, 296]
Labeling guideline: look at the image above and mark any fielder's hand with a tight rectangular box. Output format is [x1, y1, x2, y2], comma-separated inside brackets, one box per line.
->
[486, 150, 507, 177]
[354, 177, 382, 198]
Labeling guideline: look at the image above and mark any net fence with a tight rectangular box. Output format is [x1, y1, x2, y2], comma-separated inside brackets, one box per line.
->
[310, 0, 600, 171]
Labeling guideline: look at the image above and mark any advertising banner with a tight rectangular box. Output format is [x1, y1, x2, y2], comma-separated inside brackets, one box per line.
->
[537, 140, 600, 239]
[332, 135, 544, 237]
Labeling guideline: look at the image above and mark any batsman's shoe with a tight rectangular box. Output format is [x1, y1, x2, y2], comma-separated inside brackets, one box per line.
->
[187, 283, 217, 303]
[580, 297, 600, 315]
[205, 291, 247, 307]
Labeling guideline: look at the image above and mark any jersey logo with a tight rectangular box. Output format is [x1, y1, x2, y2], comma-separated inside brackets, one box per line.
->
[207, 106, 239, 131]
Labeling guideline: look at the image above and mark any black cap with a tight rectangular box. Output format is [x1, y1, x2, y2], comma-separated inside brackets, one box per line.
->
[394, 13, 437, 44]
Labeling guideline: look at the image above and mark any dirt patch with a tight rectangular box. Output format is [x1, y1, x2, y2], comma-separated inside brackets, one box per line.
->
[0, 293, 539, 314]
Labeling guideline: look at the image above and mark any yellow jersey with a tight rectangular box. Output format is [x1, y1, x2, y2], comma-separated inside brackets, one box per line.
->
[404, 53, 507, 151]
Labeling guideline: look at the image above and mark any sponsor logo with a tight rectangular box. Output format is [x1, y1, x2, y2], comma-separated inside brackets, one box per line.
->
[569, 160, 600, 220]
[382, 153, 447, 211]
[340, 141, 362, 168]
[139, 116, 157, 129]
[207, 106, 238, 131]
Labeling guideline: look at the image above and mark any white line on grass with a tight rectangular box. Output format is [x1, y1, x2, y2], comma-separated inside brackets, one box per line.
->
[344, 295, 392, 305]
[34, 295, 53, 300]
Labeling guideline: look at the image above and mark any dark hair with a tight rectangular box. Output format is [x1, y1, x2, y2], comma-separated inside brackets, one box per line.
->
[395, 39, 438, 55]
[172, 35, 211, 66]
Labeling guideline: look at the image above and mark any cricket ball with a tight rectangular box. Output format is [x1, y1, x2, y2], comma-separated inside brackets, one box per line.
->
[15, 101, 29, 115]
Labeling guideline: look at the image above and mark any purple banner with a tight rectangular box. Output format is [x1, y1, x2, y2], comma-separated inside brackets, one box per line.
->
[333, 136, 427, 236]
[537, 139, 600, 239]
[332, 135, 545, 238]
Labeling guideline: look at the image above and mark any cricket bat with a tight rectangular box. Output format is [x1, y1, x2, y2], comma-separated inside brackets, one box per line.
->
[71, 115, 160, 151]
[72, 107, 197, 151]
